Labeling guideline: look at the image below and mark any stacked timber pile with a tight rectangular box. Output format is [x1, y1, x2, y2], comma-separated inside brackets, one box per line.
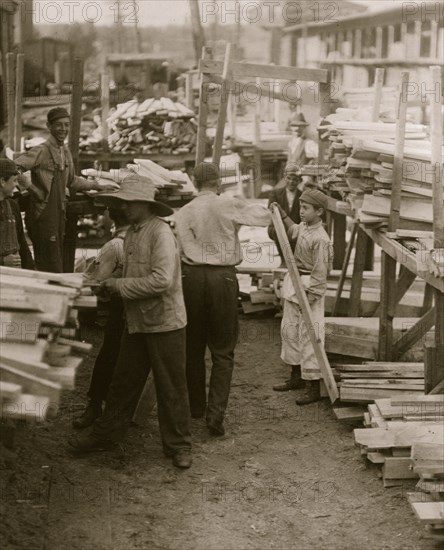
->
[0, 267, 92, 425]
[409, 441, 444, 541]
[353, 395, 443, 491]
[80, 97, 197, 155]
[82, 158, 197, 207]
[333, 362, 425, 403]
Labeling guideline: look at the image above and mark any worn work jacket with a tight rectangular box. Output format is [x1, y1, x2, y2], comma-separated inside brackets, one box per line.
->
[115, 216, 187, 334]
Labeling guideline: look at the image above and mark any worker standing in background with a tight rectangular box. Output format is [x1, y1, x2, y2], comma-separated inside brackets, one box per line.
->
[272, 189, 333, 404]
[174, 162, 271, 436]
[287, 111, 318, 167]
[0, 159, 34, 269]
[15, 108, 118, 273]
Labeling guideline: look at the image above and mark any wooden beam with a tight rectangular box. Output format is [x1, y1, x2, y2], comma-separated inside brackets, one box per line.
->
[13, 53, 24, 152]
[349, 227, 368, 317]
[6, 53, 15, 150]
[196, 47, 212, 165]
[378, 253, 397, 360]
[371, 68, 385, 122]
[200, 59, 329, 83]
[270, 206, 339, 403]
[332, 222, 357, 316]
[212, 43, 232, 167]
[394, 307, 435, 360]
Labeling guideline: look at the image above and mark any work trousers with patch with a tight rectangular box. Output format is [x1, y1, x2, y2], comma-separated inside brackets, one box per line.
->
[87, 297, 125, 404]
[181, 264, 239, 423]
[92, 327, 191, 455]
[280, 297, 325, 380]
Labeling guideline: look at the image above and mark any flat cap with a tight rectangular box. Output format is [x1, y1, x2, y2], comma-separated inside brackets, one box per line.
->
[194, 162, 220, 183]
[0, 159, 19, 179]
[300, 189, 328, 210]
[284, 163, 302, 176]
[47, 107, 70, 124]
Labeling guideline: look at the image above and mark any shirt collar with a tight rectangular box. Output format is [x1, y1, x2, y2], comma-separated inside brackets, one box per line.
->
[47, 134, 67, 150]
[304, 220, 323, 230]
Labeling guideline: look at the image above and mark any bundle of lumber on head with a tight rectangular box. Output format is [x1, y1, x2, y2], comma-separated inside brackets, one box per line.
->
[0, 267, 93, 424]
[82, 158, 197, 206]
[352, 395, 444, 492]
[320, 107, 442, 233]
[80, 97, 197, 155]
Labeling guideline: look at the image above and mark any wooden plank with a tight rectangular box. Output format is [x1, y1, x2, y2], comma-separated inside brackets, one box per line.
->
[0, 266, 83, 289]
[270, 206, 338, 402]
[14, 53, 24, 151]
[341, 387, 420, 403]
[391, 395, 444, 406]
[348, 227, 368, 317]
[394, 308, 436, 360]
[367, 451, 386, 464]
[411, 502, 444, 525]
[212, 44, 232, 166]
[6, 52, 15, 149]
[0, 381, 21, 402]
[383, 456, 417, 480]
[196, 47, 212, 164]
[333, 406, 365, 421]
[332, 222, 357, 316]
[200, 59, 329, 83]
[0, 364, 61, 403]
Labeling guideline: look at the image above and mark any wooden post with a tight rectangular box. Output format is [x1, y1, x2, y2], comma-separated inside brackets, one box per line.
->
[14, 54, 24, 152]
[64, 58, 84, 273]
[318, 71, 331, 163]
[379, 71, 409, 360]
[212, 43, 232, 166]
[349, 227, 368, 317]
[253, 77, 261, 146]
[429, 65, 444, 386]
[332, 212, 346, 269]
[188, 0, 206, 66]
[371, 68, 385, 122]
[185, 71, 194, 111]
[101, 73, 110, 152]
[270, 205, 339, 403]
[6, 53, 15, 150]
[196, 47, 212, 165]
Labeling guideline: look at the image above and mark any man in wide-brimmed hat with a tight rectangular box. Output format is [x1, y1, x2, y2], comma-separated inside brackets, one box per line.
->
[15, 107, 118, 273]
[68, 175, 192, 469]
[287, 111, 318, 166]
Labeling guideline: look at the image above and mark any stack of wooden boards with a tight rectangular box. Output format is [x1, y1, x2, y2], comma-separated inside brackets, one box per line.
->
[350, 395, 444, 541]
[321, 108, 443, 232]
[0, 267, 92, 423]
[80, 97, 197, 155]
[82, 158, 197, 206]
[333, 362, 425, 403]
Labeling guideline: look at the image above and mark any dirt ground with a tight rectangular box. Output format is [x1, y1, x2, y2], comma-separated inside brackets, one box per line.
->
[0, 314, 440, 550]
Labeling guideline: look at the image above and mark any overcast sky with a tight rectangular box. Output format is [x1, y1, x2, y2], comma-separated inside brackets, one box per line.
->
[30, 1, 403, 27]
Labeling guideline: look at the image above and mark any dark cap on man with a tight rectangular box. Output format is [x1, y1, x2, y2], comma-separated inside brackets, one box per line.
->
[194, 162, 220, 184]
[0, 159, 19, 180]
[300, 189, 328, 210]
[47, 107, 70, 124]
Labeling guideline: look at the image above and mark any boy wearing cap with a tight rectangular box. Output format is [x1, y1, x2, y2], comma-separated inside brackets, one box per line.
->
[0, 159, 34, 269]
[15, 108, 117, 273]
[273, 189, 333, 405]
[174, 162, 271, 436]
[68, 175, 192, 469]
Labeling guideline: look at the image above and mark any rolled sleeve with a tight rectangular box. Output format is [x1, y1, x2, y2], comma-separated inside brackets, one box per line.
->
[116, 231, 176, 299]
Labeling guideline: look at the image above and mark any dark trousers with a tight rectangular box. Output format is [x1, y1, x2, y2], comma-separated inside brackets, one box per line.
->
[92, 327, 191, 454]
[181, 264, 239, 423]
[87, 297, 125, 404]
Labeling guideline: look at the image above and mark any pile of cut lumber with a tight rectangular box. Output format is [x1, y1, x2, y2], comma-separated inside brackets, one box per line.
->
[353, 395, 443, 489]
[320, 108, 442, 232]
[80, 97, 197, 155]
[0, 267, 92, 425]
[408, 441, 444, 542]
[333, 362, 425, 403]
[239, 272, 278, 315]
[82, 158, 197, 207]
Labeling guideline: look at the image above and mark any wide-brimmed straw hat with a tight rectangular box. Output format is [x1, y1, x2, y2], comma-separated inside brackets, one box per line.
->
[95, 174, 174, 217]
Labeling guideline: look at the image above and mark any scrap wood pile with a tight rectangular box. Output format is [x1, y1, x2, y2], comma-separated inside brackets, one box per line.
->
[80, 97, 197, 155]
[0, 267, 93, 425]
[349, 395, 444, 540]
[320, 108, 444, 277]
[82, 158, 197, 206]
[332, 361, 425, 403]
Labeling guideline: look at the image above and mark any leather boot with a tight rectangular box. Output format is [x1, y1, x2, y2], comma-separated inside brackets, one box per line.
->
[273, 365, 304, 391]
[295, 380, 321, 405]
[72, 401, 102, 430]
